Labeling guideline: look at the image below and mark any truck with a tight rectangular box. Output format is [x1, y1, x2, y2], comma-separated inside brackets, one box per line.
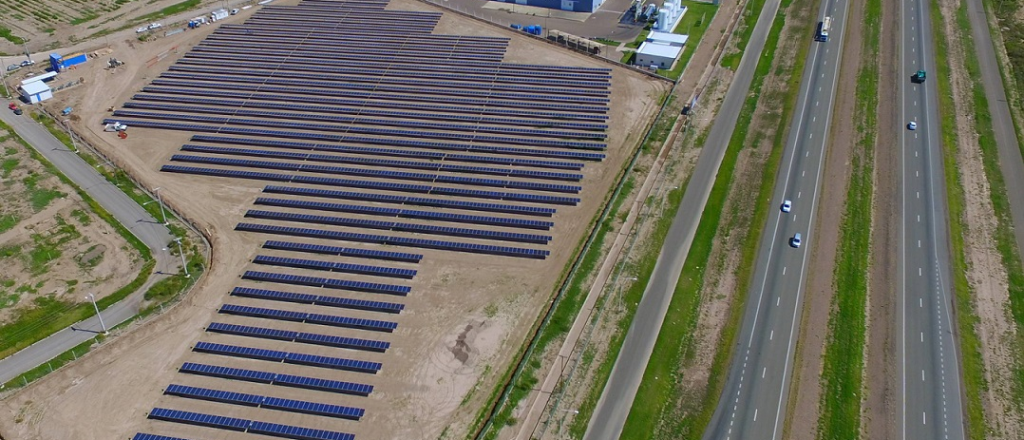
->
[816, 16, 832, 42]
[211, 8, 230, 21]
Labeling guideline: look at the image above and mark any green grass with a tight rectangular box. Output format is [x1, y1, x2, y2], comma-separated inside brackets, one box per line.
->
[720, 0, 769, 70]
[22, 171, 66, 212]
[0, 214, 18, 234]
[657, 1, 719, 79]
[136, 0, 201, 22]
[814, 0, 879, 435]
[1, 158, 18, 177]
[2, 338, 97, 389]
[929, 2, 989, 438]
[0, 292, 19, 310]
[143, 273, 191, 301]
[70, 208, 91, 226]
[619, 0, 809, 435]
[0, 25, 26, 45]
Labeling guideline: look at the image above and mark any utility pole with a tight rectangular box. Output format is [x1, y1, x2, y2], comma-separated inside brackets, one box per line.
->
[63, 119, 79, 153]
[174, 238, 190, 278]
[0, 54, 10, 99]
[86, 293, 108, 335]
[153, 187, 168, 225]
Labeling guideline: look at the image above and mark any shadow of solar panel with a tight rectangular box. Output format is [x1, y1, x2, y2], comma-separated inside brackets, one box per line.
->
[253, 197, 554, 230]
[220, 301, 401, 329]
[207, 322, 390, 352]
[260, 239, 422, 263]
[179, 362, 373, 395]
[262, 186, 557, 217]
[192, 341, 381, 373]
[236, 223, 550, 258]
[132, 434, 188, 440]
[245, 209, 552, 243]
[164, 384, 365, 420]
[242, 270, 411, 295]
[253, 254, 417, 279]
[147, 407, 249, 431]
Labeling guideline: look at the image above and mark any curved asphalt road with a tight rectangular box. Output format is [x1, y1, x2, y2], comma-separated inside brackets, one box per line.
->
[701, 0, 849, 438]
[0, 108, 175, 385]
[898, 0, 966, 437]
[582, 0, 786, 437]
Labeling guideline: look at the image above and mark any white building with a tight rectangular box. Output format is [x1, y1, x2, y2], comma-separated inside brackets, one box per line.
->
[636, 31, 689, 70]
[19, 73, 56, 103]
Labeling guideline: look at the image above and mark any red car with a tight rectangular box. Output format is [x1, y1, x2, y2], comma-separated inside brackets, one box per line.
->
[7, 102, 16, 110]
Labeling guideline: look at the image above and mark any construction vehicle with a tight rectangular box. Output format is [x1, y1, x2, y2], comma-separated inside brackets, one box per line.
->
[108, 58, 124, 68]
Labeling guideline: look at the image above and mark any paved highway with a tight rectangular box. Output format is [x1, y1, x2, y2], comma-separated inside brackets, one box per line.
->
[0, 108, 175, 385]
[898, 0, 966, 437]
[961, 0, 1024, 265]
[582, 0, 786, 438]
[702, 0, 849, 438]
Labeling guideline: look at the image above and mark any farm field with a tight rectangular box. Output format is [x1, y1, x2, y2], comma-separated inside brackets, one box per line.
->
[0, 127, 141, 357]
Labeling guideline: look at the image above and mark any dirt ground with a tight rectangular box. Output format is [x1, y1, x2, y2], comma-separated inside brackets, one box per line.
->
[0, 1, 669, 439]
[0, 0, 230, 56]
[0, 134, 140, 326]
[935, 0, 1023, 437]
[783, 0, 862, 436]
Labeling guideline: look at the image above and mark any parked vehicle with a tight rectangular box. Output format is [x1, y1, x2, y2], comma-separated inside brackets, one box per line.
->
[20, 59, 34, 67]
[6, 64, 19, 72]
[13, 108, 23, 115]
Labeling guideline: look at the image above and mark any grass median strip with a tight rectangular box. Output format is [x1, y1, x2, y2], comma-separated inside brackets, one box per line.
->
[814, 0, 879, 435]
[720, 0, 769, 70]
[618, 0, 811, 435]
[929, 2, 989, 437]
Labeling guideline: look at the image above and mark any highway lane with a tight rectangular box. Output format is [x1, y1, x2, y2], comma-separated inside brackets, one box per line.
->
[582, 0, 787, 437]
[898, 0, 966, 438]
[702, 0, 849, 438]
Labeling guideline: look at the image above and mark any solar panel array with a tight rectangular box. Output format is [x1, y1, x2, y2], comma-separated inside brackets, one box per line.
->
[134, 0, 614, 437]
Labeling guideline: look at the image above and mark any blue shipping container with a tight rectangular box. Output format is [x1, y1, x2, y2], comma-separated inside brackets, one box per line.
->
[62, 53, 88, 68]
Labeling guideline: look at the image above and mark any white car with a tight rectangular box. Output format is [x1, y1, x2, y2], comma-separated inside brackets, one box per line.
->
[908, 121, 917, 130]
[781, 200, 792, 213]
[136, 26, 148, 33]
[790, 233, 802, 248]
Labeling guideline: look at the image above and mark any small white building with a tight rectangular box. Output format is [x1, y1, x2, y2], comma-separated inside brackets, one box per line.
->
[19, 74, 55, 104]
[636, 31, 689, 70]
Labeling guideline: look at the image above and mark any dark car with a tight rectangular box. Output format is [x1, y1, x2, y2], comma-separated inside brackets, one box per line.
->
[13, 108, 23, 115]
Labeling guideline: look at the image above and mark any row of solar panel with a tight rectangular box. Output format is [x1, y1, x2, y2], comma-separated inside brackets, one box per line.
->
[164, 384, 365, 420]
[159, 165, 582, 206]
[126, 101, 606, 140]
[197, 41, 504, 62]
[180, 361, 373, 395]
[187, 45, 611, 81]
[260, 239, 422, 264]
[117, 110, 608, 149]
[254, 196, 556, 229]
[178, 145, 585, 182]
[133, 434, 187, 440]
[229, 287, 402, 319]
[199, 37, 508, 56]
[175, 56, 611, 90]
[140, 87, 608, 122]
[167, 154, 584, 193]
[187, 134, 587, 170]
[212, 30, 502, 48]
[247, 12, 441, 24]
[219, 23, 502, 43]
[245, 209, 554, 243]
[261, 185, 557, 217]
[221, 301, 399, 330]
[242, 270, 411, 295]
[206, 321, 390, 352]
[242, 19, 440, 33]
[236, 223, 551, 259]
[160, 71, 611, 106]
[253, 254, 417, 278]
[150, 79, 610, 114]
[193, 341, 382, 373]
[133, 93, 608, 130]
[148, 407, 355, 440]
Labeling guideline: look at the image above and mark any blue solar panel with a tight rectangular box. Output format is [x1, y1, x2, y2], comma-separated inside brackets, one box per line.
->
[132, 434, 188, 440]
[242, 270, 412, 295]
[148, 407, 250, 431]
[248, 420, 355, 440]
[179, 361, 275, 383]
[261, 239, 422, 263]
[253, 254, 418, 278]
[236, 223, 550, 259]
[178, 362, 373, 396]
[262, 185, 557, 217]
[165, 384, 365, 420]
[193, 341, 381, 373]
[207, 321, 391, 352]
[244, 209, 552, 243]
[220, 302, 401, 329]
[254, 197, 554, 229]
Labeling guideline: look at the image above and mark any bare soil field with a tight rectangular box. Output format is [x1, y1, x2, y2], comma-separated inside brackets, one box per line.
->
[0, 132, 140, 327]
[0, 1, 669, 439]
[0, 0, 228, 56]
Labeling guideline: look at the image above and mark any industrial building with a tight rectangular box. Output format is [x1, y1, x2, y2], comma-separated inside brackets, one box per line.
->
[18, 73, 56, 103]
[656, 0, 686, 32]
[497, 0, 607, 13]
[635, 31, 689, 69]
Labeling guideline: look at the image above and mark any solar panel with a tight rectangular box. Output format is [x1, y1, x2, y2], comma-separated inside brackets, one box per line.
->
[261, 396, 365, 419]
[192, 341, 382, 373]
[260, 239, 422, 263]
[229, 286, 405, 315]
[165, 384, 365, 420]
[207, 321, 391, 352]
[273, 372, 373, 395]
[132, 434, 188, 440]
[179, 361, 275, 383]
[241, 270, 412, 295]
[236, 223, 550, 259]
[248, 420, 355, 440]
[252, 254, 418, 279]
[220, 302, 400, 330]
[253, 197, 554, 229]
[164, 383, 263, 406]
[148, 407, 356, 440]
